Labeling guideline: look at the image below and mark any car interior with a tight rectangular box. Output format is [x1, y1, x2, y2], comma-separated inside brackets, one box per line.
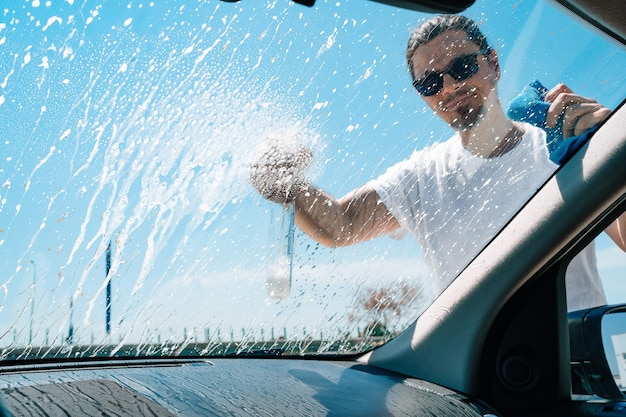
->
[0, 0, 624, 416]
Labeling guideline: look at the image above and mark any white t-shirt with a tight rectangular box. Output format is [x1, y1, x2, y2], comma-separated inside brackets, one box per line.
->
[368, 123, 606, 310]
[566, 243, 606, 311]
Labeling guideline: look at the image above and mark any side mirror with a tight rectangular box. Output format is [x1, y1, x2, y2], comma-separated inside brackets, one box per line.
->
[569, 304, 626, 400]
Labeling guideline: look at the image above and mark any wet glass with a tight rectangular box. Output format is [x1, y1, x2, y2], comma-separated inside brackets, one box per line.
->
[267, 204, 295, 300]
[0, 0, 624, 359]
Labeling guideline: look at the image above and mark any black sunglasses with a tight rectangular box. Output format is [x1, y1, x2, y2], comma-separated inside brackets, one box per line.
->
[412, 49, 491, 97]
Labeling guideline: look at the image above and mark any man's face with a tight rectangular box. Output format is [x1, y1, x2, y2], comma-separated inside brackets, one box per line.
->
[410, 30, 499, 131]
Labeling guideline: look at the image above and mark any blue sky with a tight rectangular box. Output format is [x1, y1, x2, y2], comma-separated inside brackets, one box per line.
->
[1, 0, 625, 348]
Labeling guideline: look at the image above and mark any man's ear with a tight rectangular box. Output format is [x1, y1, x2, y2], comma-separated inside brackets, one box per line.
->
[486, 49, 500, 80]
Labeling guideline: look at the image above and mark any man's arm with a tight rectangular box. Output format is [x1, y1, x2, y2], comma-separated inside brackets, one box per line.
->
[605, 212, 626, 252]
[293, 184, 401, 247]
[249, 142, 401, 247]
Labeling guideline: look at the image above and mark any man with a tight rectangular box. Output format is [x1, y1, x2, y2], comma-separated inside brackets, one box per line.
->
[251, 15, 622, 310]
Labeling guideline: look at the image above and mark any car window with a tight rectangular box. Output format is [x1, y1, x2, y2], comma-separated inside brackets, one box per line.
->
[595, 220, 626, 308]
[569, 209, 626, 398]
[1, 0, 625, 359]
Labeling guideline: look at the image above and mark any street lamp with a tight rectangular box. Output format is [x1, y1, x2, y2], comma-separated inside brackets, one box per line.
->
[29, 260, 36, 345]
[106, 240, 112, 335]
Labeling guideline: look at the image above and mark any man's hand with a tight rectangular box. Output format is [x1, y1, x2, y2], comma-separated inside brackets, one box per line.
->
[250, 142, 312, 204]
[545, 83, 611, 138]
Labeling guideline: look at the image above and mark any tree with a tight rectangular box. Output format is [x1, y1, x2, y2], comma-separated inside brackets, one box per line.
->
[350, 280, 426, 338]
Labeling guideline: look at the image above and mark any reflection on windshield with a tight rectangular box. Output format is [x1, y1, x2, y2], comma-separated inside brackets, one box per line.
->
[1, 1, 624, 358]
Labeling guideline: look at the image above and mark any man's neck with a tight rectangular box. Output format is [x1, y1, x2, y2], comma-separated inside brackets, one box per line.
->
[460, 104, 521, 158]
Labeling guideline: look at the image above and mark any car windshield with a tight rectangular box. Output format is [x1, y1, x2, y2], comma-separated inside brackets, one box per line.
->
[1, 0, 624, 360]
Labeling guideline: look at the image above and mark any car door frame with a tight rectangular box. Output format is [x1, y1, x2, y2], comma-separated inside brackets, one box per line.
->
[362, 102, 626, 414]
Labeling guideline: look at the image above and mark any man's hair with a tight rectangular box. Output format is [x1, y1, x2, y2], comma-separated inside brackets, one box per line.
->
[406, 15, 492, 81]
